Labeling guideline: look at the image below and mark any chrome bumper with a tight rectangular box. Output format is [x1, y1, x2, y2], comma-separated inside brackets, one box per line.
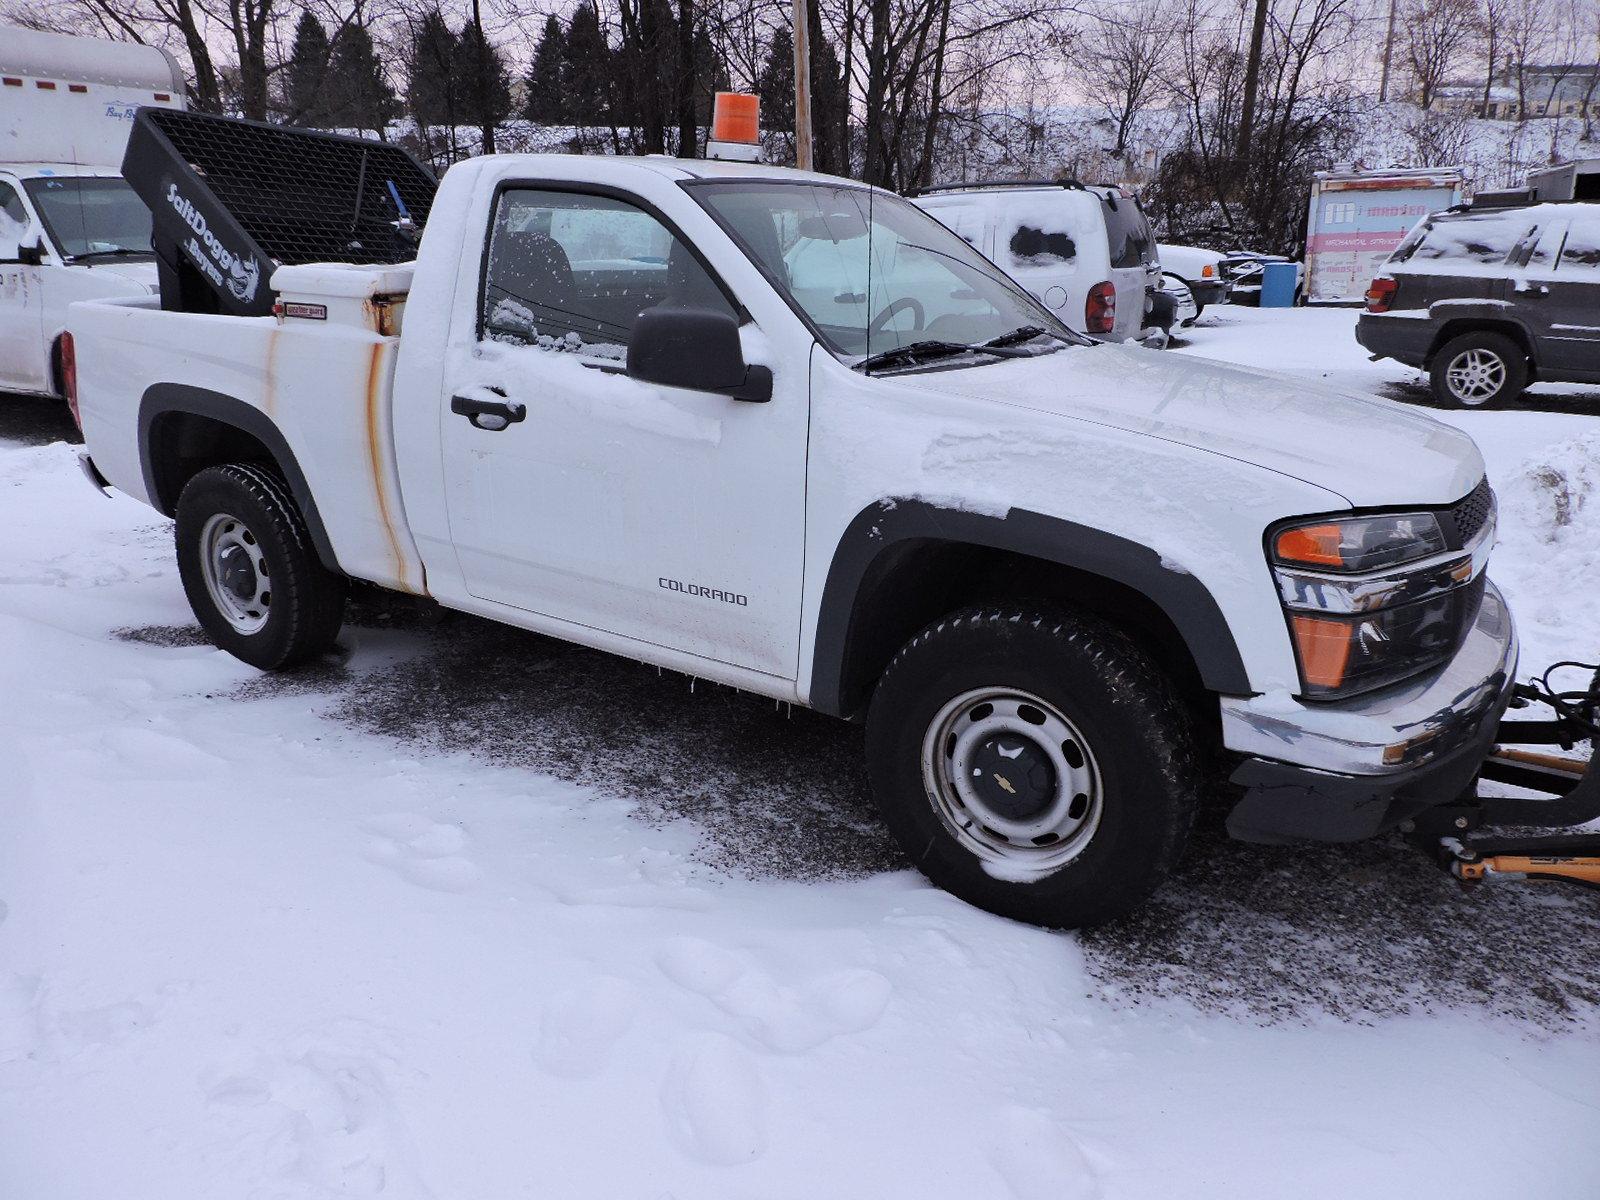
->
[1220, 580, 1518, 777]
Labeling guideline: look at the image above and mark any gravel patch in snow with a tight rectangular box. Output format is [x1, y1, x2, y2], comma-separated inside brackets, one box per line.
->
[130, 595, 1597, 1029]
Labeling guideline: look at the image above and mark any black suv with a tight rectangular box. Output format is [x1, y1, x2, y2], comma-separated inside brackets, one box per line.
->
[1356, 201, 1600, 407]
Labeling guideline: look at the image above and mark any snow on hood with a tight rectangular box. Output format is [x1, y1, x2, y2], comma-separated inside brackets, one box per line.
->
[897, 342, 1485, 509]
[78, 260, 159, 293]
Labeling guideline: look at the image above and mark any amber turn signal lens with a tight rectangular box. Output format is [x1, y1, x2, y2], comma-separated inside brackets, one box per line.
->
[711, 92, 760, 145]
[1275, 523, 1345, 567]
[1290, 614, 1353, 690]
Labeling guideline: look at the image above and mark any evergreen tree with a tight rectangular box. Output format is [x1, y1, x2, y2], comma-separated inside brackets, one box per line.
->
[690, 23, 725, 124]
[755, 25, 793, 129]
[327, 24, 400, 136]
[561, 3, 613, 127]
[455, 21, 513, 135]
[406, 10, 460, 131]
[525, 15, 566, 122]
[284, 11, 333, 126]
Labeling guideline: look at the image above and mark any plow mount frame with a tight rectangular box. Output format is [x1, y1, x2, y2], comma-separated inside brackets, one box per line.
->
[1404, 678, 1600, 893]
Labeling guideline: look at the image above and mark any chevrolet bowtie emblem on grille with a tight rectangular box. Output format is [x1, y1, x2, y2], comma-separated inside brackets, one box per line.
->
[993, 774, 1017, 795]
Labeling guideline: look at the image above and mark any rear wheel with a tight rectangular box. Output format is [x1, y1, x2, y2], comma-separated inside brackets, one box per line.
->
[865, 604, 1202, 928]
[175, 463, 346, 670]
[1430, 331, 1527, 408]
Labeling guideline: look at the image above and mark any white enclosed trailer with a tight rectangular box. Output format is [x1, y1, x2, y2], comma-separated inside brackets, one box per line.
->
[1304, 167, 1465, 304]
[0, 27, 185, 398]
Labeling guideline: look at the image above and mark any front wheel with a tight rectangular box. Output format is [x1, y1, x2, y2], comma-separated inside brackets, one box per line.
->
[865, 605, 1201, 928]
[1430, 331, 1527, 408]
[175, 463, 346, 670]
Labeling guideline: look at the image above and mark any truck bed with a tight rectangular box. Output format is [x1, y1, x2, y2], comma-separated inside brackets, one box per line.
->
[72, 269, 428, 597]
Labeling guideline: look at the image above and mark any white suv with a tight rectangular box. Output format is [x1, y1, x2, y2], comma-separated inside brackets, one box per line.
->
[910, 180, 1160, 344]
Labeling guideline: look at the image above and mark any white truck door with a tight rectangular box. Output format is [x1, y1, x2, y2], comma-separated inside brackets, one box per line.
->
[439, 185, 808, 680]
[0, 180, 48, 394]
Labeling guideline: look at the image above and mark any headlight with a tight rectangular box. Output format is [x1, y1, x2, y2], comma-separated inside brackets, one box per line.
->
[1287, 581, 1484, 697]
[1273, 512, 1446, 573]
[1269, 503, 1491, 699]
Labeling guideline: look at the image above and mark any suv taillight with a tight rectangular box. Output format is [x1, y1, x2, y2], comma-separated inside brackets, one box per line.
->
[1365, 277, 1398, 313]
[59, 332, 81, 432]
[1085, 281, 1116, 334]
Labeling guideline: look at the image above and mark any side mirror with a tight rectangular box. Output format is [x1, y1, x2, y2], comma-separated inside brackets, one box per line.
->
[17, 238, 44, 266]
[627, 306, 772, 403]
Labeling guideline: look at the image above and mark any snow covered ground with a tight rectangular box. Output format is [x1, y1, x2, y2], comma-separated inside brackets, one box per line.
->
[2, 306, 1598, 1199]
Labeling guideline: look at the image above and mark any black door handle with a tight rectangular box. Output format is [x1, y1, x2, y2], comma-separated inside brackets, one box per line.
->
[451, 391, 526, 430]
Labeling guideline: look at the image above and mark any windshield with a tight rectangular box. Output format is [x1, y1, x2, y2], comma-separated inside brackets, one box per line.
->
[23, 177, 154, 259]
[691, 180, 1081, 365]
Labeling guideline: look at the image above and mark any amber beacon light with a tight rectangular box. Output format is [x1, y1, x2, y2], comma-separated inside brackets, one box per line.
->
[707, 92, 762, 162]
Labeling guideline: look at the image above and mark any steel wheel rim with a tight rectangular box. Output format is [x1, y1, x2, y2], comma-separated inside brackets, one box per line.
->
[199, 511, 271, 635]
[1445, 348, 1505, 405]
[919, 687, 1104, 876]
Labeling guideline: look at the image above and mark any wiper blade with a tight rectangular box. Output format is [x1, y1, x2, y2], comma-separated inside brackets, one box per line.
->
[72, 247, 150, 260]
[856, 337, 1029, 373]
[982, 325, 1077, 350]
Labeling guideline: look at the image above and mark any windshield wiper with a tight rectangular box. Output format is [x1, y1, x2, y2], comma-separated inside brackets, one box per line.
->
[72, 247, 152, 260]
[983, 325, 1082, 350]
[856, 338, 1030, 374]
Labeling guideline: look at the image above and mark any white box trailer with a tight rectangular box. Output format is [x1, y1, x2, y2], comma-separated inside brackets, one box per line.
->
[1, 27, 185, 399]
[1304, 167, 1465, 304]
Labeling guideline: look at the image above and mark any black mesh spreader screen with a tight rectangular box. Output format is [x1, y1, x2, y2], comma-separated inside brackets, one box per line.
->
[140, 109, 435, 266]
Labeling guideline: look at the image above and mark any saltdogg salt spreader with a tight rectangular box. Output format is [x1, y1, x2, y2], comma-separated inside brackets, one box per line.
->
[121, 107, 437, 317]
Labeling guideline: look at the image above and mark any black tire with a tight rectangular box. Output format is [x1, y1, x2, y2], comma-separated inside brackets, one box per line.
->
[174, 463, 346, 670]
[865, 604, 1201, 929]
[1429, 331, 1527, 408]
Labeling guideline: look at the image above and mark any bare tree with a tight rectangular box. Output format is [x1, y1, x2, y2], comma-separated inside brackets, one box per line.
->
[1403, 0, 1482, 109]
[1080, 0, 1171, 158]
[1502, 0, 1553, 118]
[1476, 0, 1509, 113]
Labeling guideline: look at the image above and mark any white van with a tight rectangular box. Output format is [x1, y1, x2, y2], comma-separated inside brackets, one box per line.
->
[0, 28, 185, 399]
[910, 180, 1160, 344]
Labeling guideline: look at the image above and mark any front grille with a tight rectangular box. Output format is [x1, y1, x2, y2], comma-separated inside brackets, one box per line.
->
[1443, 478, 1494, 548]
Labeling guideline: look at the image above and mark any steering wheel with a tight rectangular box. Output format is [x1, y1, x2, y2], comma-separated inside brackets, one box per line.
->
[867, 297, 925, 341]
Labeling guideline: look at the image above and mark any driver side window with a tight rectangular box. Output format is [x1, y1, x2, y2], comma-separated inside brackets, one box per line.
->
[480, 188, 736, 359]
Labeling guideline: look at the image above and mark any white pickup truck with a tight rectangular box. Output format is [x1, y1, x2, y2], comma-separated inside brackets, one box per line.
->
[69, 152, 1517, 927]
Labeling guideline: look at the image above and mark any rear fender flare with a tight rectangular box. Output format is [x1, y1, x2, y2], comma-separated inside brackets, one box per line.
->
[137, 383, 340, 573]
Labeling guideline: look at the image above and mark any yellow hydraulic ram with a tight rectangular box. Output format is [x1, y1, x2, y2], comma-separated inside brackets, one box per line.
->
[1453, 853, 1600, 890]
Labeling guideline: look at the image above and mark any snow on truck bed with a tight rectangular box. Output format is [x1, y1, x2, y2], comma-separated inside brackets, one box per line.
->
[2, 305, 1598, 1199]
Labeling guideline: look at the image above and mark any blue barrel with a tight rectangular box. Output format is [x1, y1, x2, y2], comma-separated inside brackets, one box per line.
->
[1259, 261, 1299, 307]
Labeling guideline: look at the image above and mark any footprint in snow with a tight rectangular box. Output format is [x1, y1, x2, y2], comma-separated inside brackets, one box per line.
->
[659, 1033, 766, 1166]
[987, 1106, 1102, 1200]
[360, 813, 481, 894]
[202, 1043, 426, 1197]
[530, 975, 640, 1079]
[655, 936, 893, 1054]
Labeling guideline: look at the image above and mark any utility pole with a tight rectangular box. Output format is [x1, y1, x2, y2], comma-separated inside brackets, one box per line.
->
[793, 0, 814, 170]
[1236, 0, 1270, 162]
[1378, 0, 1398, 102]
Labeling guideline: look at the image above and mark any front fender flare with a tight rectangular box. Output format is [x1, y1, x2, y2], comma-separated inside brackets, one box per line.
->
[808, 499, 1252, 717]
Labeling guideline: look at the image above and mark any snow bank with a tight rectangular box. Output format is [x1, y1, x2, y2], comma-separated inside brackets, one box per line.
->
[1492, 432, 1600, 668]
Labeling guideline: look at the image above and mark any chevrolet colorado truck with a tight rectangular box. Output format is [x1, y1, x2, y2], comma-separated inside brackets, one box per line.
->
[69, 150, 1517, 928]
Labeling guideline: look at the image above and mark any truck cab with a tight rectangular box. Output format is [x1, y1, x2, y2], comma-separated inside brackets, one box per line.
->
[0, 28, 184, 398]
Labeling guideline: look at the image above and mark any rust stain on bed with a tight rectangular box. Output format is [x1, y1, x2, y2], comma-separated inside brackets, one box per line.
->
[365, 339, 415, 593]
[262, 326, 281, 416]
[364, 295, 403, 337]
